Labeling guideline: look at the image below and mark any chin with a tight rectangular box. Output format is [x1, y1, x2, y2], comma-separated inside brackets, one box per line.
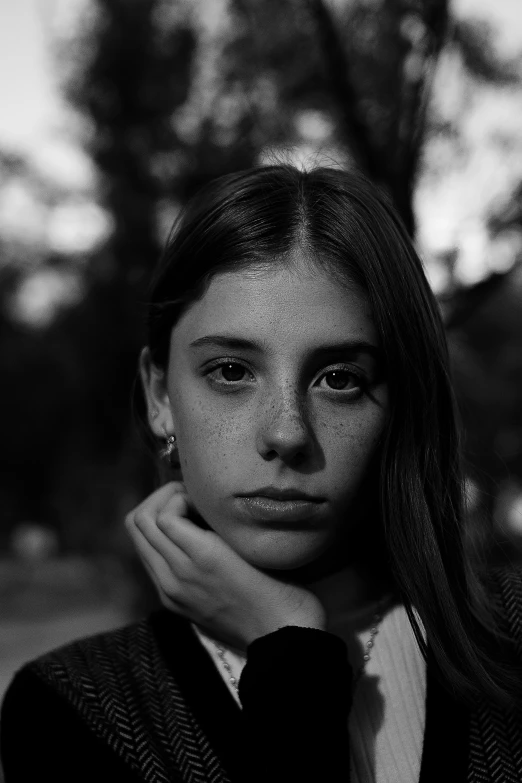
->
[229, 528, 334, 572]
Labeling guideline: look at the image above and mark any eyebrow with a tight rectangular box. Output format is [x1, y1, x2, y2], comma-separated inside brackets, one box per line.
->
[189, 334, 382, 361]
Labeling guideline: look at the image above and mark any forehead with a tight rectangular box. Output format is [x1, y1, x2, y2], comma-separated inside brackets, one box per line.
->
[173, 263, 377, 346]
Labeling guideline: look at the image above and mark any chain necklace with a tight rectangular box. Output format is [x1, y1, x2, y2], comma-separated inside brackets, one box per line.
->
[213, 644, 240, 693]
[352, 605, 385, 687]
[211, 599, 388, 695]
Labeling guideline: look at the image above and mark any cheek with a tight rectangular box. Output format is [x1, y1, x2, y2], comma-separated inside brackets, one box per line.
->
[327, 404, 386, 449]
[171, 370, 257, 454]
[172, 394, 245, 488]
[179, 404, 244, 455]
[323, 407, 386, 480]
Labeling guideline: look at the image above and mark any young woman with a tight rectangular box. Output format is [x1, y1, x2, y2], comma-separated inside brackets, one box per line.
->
[1, 164, 521, 783]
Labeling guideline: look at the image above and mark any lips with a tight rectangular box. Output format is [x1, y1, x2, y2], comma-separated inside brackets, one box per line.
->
[241, 487, 325, 502]
[237, 495, 324, 524]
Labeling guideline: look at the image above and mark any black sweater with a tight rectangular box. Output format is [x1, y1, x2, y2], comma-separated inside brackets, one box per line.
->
[1, 567, 522, 782]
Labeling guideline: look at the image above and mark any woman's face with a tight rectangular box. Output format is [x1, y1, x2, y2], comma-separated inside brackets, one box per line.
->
[145, 258, 388, 571]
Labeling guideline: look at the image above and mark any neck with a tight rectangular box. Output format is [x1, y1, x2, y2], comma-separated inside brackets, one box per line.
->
[307, 564, 392, 634]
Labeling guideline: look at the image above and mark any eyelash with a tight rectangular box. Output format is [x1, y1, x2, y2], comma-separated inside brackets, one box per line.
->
[203, 359, 367, 397]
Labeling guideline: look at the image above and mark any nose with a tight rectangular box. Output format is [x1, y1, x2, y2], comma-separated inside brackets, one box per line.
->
[256, 387, 313, 464]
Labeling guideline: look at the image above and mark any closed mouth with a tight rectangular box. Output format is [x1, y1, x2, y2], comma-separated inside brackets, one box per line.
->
[240, 487, 325, 502]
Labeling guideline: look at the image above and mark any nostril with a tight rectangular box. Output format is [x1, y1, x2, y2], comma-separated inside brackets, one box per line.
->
[257, 419, 313, 462]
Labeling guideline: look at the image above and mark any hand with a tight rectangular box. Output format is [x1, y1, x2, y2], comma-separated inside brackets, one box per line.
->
[125, 482, 326, 651]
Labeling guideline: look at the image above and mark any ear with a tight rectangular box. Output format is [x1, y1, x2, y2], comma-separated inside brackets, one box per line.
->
[139, 347, 175, 438]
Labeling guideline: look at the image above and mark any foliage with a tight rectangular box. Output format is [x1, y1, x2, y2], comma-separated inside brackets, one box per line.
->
[224, 0, 451, 234]
[0, 0, 521, 573]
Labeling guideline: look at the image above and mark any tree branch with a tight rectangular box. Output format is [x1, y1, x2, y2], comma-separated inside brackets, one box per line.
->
[399, 0, 450, 193]
[306, 0, 391, 185]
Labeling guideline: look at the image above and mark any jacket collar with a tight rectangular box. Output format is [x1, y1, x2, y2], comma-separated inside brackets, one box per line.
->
[148, 609, 249, 781]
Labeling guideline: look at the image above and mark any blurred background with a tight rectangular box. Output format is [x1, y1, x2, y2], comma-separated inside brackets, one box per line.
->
[0, 0, 521, 722]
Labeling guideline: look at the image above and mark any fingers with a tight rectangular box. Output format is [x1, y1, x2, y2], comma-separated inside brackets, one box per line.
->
[155, 513, 215, 561]
[127, 517, 185, 602]
[130, 527, 168, 591]
[131, 481, 187, 518]
[126, 510, 169, 573]
[125, 479, 211, 566]
[131, 508, 192, 567]
[126, 481, 188, 549]
[125, 481, 214, 617]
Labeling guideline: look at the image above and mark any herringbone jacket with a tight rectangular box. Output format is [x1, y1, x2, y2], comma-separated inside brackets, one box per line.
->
[1, 567, 521, 782]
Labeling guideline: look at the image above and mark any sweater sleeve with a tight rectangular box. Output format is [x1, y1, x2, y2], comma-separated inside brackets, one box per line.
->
[0, 667, 143, 783]
[237, 625, 353, 783]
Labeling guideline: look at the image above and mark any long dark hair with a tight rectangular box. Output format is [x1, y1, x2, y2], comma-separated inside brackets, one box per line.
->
[137, 164, 521, 708]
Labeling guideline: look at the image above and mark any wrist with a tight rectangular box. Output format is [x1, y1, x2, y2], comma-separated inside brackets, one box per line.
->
[281, 611, 327, 632]
[244, 610, 327, 646]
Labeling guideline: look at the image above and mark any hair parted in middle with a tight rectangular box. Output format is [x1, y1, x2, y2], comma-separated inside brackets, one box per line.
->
[137, 163, 521, 708]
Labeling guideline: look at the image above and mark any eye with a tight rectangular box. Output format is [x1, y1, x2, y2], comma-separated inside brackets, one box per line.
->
[317, 368, 364, 393]
[205, 361, 253, 384]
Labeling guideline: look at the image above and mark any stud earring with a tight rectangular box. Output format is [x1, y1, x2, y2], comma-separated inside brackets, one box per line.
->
[160, 433, 177, 460]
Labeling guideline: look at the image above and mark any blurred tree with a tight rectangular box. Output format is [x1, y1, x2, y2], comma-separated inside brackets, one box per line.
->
[58, 0, 264, 475]
[446, 175, 522, 535]
[1, 0, 521, 590]
[308, 0, 450, 236]
[49, 0, 196, 608]
[451, 18, 521, 85]
[448, 265, 522, 547]
[228, 0, 451, 235]
[55, 0, 261, 609]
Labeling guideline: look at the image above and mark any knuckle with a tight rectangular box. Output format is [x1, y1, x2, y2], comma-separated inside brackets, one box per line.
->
[133, 512, 148, 529]
[156, 511, 174, 529]
[126, 514, 143, 534]
[155, 561, 177, 588]
[166, 492, 187, 514]
[196, 539, 218, 571]
[157, 573, 175, 597]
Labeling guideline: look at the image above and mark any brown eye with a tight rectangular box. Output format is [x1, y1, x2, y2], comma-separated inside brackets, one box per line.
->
[321, 370, 361, 391]
[204, 359, 254, 387]
[220, 363, 247, 382]
[324, 370, 357, 391]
